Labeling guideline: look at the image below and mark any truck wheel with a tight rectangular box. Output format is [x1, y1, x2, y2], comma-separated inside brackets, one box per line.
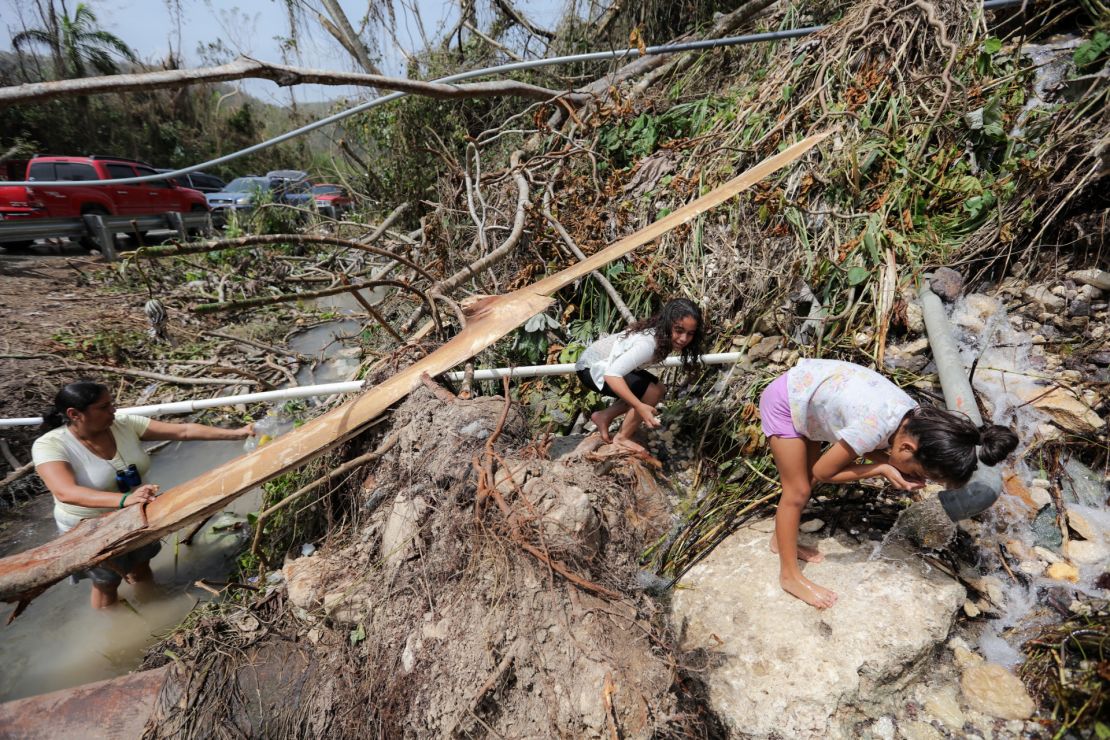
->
[188, 204, 210, 237]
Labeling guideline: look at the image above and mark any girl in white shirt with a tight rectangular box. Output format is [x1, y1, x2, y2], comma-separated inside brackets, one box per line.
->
[758, 359, 1018, 609]
[575, 298, 704, 453]
[32, 381, 254, 609]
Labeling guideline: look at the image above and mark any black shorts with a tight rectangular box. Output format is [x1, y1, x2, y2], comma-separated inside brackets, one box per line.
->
[577, 368, 658, 401]
[71, 541, 162, 587]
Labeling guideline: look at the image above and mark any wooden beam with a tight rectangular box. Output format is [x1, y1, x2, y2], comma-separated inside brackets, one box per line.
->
[0, 132, 829, 608]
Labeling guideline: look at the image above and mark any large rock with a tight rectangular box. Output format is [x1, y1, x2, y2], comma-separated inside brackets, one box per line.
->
[284, 554, 334, 612]
[1068, 268, 1110, 291]
[671, 523, 965, 738]
[381, 492, 429, 570]
[930, 267, 964, 302]
[975, 369, 1104, 435]
[1060, 457, 1107, 508]
[960, 663, 1036, 719]
[1023, 285, 1066, 311]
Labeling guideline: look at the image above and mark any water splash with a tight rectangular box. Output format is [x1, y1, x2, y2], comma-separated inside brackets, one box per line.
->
[945, 293, 1108, 660]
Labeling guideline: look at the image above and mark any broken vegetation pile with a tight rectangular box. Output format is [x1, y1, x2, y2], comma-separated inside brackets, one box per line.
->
[0, 0, 1106, 733]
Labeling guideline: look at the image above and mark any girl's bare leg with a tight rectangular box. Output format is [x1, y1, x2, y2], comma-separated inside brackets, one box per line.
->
[613, 382, 664, 453]
[770, 438, 824, 562]
[591, 400, 629, 443]
[769, 436, 838, 609]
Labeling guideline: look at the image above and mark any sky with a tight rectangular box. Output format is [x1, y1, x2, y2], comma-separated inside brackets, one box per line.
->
[0, 0, 565, 103]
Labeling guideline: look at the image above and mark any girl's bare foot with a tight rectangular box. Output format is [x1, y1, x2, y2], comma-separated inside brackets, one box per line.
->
[612, 435, 646, 454]
[780, 574, 838, 609]
[770, 537, 825, 563]
[590, 411, 612, 443]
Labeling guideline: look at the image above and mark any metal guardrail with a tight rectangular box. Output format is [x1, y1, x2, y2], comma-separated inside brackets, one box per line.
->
[0, 211, 213, 260]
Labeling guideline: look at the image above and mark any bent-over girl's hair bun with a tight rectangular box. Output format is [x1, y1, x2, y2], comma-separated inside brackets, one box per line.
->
[977, 424, 1020, 466]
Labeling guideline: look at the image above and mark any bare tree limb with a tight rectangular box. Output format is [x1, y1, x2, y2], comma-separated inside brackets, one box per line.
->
[200, 330, 309, 361]
[0, 56, 588, 107]
[439, 150, 531, 295]
[0, 440, 24, 472]
[122, 233, 437, 286]
[542, 184, 635, 323]
[400, 149, 532, 333]
[463, 20, 524, 61]
[578, 0, 778, 99]
[319, 0, 382, 75]
[47, 363, 257, 387]
[493, 0, 555, 40]
[194, 278, 442, 336]
[0, 462, 34, 491]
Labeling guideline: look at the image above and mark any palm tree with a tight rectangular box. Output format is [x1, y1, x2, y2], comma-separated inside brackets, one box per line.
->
[13, 2, 140, 80]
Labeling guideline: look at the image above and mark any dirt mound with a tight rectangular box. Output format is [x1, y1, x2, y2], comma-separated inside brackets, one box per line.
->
[142, 385, 702, 737]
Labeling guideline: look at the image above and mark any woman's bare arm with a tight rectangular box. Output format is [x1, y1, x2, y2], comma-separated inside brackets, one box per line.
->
[36, 461, 157, 509]
[140, 419, 253, 442]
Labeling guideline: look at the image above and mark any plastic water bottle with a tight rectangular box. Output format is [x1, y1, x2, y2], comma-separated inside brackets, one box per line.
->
[243, 411, 294, 451]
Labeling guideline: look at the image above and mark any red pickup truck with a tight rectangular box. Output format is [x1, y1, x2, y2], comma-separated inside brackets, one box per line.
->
[21, 155, 209, 217]
[0, 159, 45, 223]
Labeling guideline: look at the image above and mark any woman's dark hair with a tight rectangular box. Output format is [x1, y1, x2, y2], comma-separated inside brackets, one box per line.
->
[42, 381, 109, 430]
[627, 298, 705, 370]
[902, 404, 1019, 487]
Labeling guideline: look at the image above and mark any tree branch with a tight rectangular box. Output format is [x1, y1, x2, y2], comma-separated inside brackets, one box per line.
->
[319, 0, 382, 75]
[122, 233, 437, 286]
[493, 0, 555, 40]
[0, 56, 588, 107]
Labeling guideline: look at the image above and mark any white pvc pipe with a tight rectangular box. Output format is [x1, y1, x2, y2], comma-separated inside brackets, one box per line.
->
[0, 352, 743, 427]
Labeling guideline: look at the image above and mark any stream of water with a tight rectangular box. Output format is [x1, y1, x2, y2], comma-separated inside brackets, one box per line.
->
[0, 440, 255, 702]
[876, 294, 1108, 668]
[0, 309, 369, 703]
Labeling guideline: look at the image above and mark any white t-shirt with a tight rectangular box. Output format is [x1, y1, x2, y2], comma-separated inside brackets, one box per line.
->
[575, 330, 657, 389]
[786, 359, 917, 455]
[32, 414, 153, 530]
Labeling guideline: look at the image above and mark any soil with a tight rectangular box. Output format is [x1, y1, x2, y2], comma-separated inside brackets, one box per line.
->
[139, 385, 713, 737]
[0, 252, 140, 459]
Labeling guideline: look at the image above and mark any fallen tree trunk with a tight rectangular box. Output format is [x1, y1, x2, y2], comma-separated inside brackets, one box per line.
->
[0, 56, 590, 107]
[0, 132, 827, 609]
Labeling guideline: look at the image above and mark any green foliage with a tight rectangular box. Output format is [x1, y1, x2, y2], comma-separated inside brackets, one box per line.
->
[511, 311, 561, 365]
[237, 459, 327, 577]
[597, 97, 732, 170]
[1074, 31, 1110, 71]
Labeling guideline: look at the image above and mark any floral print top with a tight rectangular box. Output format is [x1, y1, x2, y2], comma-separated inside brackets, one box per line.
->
[786, 359, 917, 455]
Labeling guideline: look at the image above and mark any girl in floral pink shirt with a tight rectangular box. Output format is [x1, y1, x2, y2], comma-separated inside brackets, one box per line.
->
[759, 359, 1018, 609]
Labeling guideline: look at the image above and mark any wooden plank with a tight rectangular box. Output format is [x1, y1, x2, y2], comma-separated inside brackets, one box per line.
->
[0, 131, 828, 606]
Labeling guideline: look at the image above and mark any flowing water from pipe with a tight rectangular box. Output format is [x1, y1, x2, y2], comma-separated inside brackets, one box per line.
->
[879, 294, 1107, 667]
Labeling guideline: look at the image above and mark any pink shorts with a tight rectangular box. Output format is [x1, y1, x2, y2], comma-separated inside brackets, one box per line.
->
[759, 373, 801, 439]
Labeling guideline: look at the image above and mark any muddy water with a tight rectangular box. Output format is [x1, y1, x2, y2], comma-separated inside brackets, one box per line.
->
[0, 306, 371, 702]
[287, 318, 364, 388]
[0, 440, 259, 702]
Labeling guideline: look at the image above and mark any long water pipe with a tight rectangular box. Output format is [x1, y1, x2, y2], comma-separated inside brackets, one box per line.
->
[919, 282, 1002, 521]
[0, 352, 745, 427]
[6, 0, 1029, 187]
